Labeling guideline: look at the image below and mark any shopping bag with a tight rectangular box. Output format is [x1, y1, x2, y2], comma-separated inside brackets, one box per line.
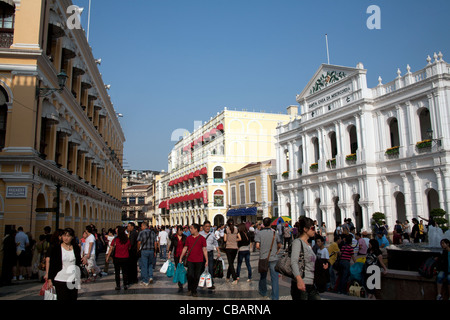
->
[213, 258, 224, 278]
[198, 270, 207, 287]
[44, 288, 57, 300]
[166, 260, 175, 278]
[173, 263, 187, 285]
[205, 272, 213, 288]
[160, 260, 170, 273]
[39, 280, 49, 296]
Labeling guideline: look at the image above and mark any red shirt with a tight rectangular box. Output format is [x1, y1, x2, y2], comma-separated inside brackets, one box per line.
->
[112, 238, 131, 259]
[175, 235, 185, 257]
[184, 234, 206, 263]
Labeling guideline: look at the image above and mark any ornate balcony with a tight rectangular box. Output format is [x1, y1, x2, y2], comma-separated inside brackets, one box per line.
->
[0, 31, 13, 48]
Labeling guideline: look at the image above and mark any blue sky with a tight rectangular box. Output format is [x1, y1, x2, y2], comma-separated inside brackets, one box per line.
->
[73, 0, 450, 171]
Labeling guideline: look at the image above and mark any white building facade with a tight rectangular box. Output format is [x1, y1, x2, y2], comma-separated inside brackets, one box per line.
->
[276, 52, 450, 234]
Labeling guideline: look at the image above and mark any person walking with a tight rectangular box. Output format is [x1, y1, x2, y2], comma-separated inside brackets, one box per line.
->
[236, 223, 252, 282]
[47, 228, 81, 300]
[179, 224, 208, 297]
[106, 226, 131, 290]
[327, 234, 342, 292]
[126, 222, 139, 285]
[337, 234, 355, 295]
[1, 229, 17, 285]
[81, 225, 100, 282]
[224, 218, 241, 284]
[290, 217, 325, 300]
[13, 226, 29, 281]
[411, 218, 421, 243]
[104, 228, 115, 274]
[199, 220, 221, 290]
[158, 226, 169, 260]
[137, 222, 158, 286]
[168, 225, 187, 292]
[255, 217, 281, 300]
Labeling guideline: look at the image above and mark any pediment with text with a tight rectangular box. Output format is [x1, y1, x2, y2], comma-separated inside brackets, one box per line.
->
[296, 64, 365, 102]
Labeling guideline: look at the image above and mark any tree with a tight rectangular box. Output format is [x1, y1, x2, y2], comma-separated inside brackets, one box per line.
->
[430, 208, 449, 232]
[371, 212, 386, 234]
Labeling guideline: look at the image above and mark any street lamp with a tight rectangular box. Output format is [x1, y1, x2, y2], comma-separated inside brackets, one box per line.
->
[427, 128, 442, 147]
[36, 71, 68, 97]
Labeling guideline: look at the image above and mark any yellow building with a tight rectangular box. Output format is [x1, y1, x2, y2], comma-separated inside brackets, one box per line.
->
[167, 108, 291, 226]
[225, 159, 278, 224]
[0, 0, 125, 264]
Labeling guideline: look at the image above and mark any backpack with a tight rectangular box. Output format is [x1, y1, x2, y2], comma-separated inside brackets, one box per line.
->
[418, 257, 437, 278]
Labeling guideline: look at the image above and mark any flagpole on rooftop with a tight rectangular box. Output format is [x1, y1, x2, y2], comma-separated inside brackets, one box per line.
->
[325, 34, 330, 64]
[87, 0, 91, 41]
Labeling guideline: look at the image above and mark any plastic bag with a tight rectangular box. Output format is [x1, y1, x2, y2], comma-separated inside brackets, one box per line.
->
[166, 260, 175, 278]
[160, 260, 170, 273]
[198, 270, 208, 287]
[44, 287, 57, 300]
[205, 272, 212, 288]
[173, 263, 187, 285]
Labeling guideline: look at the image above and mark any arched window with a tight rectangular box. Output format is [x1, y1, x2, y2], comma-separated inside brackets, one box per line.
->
[312, 138, 319, 163]
[214, 190, 224, 207]
[0, 2, 15, 48]
[389, 118, 400, 148]
[213, 166, 223, 183]
[329, 131, 337, 158]
[349, 126, 358, 154]
[418, 108, 432, 141]
[284, 149, 290, 171]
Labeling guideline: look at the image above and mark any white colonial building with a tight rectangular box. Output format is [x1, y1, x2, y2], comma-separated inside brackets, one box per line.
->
[276, 52, 450, 234]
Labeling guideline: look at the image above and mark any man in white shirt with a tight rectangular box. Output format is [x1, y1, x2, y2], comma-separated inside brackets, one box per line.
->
[158, 226, 169, 260]
[82, 225, 100, 281]
[13, 227, 29, 280]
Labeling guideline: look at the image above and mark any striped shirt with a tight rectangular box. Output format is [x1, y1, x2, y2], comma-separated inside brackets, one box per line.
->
[340, 244, 354, 261]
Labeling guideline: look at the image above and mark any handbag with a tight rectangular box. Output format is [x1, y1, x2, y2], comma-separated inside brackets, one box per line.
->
[213, 258, 224, 278]
[258, 231, 276, 273]
[349, 281, 365, 298]
[275, 238, 305, 279]
[173, 263, 187, 285]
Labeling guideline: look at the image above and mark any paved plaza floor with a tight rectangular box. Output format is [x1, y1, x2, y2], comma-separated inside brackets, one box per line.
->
[0, 248, 362, 301]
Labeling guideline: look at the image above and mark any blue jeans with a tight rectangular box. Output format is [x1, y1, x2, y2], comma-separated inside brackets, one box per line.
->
[258, 260, 279, 300]
[236, 250, 252, 280]
[159, 245, 167, 260]
[139, 249, 155, 284]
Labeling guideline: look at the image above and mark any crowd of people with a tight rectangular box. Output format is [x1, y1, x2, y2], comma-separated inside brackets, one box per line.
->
[0, 216, 449, 301]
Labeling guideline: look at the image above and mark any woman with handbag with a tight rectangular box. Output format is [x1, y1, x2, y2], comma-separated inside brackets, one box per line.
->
[290, 216, 327, 300]
[47, 228, 82, 301]
[363, 239, 388, 299]
[224, 218, 241, 284]
[179, 224, 208, 297]
[236, 223, 252, 282]
[106, 226, 131, 291]
[168, 225, 187, 292]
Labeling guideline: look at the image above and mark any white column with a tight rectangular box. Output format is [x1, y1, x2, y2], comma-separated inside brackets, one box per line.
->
[411, 171, 423, 218]
[434, 168, 445, 210]
[400, 173, 413, 222]
[441, 167, 450, 214]
[288, 142, 294, 178]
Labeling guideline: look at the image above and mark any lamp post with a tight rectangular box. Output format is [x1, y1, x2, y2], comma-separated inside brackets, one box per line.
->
[36, 71, 68, 97]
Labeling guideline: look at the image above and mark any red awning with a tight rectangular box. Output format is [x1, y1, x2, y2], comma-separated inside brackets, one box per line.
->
[194, 192, 202, 199]
[210, 128, 217, 135]
[183, 175, 189, 181]
[189, 172, 194, 179]
[216, 123, 224, 131]
[194, 170, 200, 177]
[200, 167, 207, 175]
[188, 194, 195, 201]
[158, 201, 166, 209]
[203, 132, 210, 140]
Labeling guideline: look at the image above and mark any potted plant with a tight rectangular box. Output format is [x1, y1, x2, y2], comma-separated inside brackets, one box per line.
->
[346, 153, 357, 161]
[385, 146, 400, 156]
[416, 139, 432, 149]
[282, 171, 289, 178]
[371, 212, 386, 234]
[430, 208, 449, 232]
[297, 168, 302, 175]
[309, 163, 318, 170]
